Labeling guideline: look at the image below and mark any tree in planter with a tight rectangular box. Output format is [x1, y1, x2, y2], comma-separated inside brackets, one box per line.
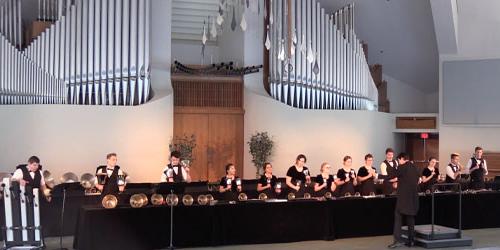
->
[248, 132, 274, 178]
[169, 134, 197, 165]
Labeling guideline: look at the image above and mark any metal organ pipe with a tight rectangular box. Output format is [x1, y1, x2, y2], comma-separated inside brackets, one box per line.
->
[268, 1, 378, 110]
[0, 0, 152, 106]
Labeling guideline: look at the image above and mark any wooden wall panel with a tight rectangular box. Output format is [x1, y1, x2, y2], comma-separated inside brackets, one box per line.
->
[173, 113, 209, 182]
[406, 134, 439, 170]
[207, 113, 244, 182]
[483, 152, 500, 178]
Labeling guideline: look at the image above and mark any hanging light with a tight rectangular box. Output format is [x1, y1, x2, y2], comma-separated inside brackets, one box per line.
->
[265, 25, 271, 50]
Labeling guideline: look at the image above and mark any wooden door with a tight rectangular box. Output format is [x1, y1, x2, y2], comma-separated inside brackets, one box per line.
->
[207, 112, 244, 182]
[173, 112, 209, 182]
[405, 133, 439, 170]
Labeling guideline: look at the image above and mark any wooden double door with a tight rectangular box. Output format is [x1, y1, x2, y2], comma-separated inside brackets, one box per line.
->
[173, 107, 244, 182]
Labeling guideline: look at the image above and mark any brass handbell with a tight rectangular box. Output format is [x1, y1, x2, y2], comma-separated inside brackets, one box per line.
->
[182, 194, 194, 206]
[258, 193, 268, 200]
[287, 192, 295, 200]
[102, 194, 118, 209]
[237, 193, 248, 201]
[206, 194, 214, 203]
[324, 192, 333, 199]
[130, 193, 148, 208]
[80, 173, 95, 190]
[197, 194, 208, 205]
[42, 170, 55, 189]
[60, 172, 78, 183]
[304, 193, 311, 199]
[151, 194, 164, 205]
[166, 194, 179, 206]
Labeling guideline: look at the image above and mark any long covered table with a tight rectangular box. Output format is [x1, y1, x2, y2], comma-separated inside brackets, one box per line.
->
[73, 191, 500, 250]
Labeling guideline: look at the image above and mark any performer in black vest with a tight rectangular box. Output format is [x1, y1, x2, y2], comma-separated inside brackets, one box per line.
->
[12, 156, 51, 201]
[95, 153, 127, 196]
[313, 162, 337, 196]
[446, 153, 462, 184]
[466, 146, 488, 190]
[161, 151, 192, 183]
[379, 148, 398, 194]
[388, 153, 420, 248]
[357, 154, 377, 196]
[419, 157, 440, 192]
[336, 156, 357, 196]
[257, 162, 281, 198]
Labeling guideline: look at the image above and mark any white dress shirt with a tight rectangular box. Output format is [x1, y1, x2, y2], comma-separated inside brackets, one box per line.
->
[11, 169, 46, 187]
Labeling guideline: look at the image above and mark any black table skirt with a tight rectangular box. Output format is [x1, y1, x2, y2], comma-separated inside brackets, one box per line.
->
[73, 192, 500, 250]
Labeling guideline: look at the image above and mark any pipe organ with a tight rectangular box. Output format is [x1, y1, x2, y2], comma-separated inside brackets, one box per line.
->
[268, 0, 378, 110]
[0, 0, 151, 105]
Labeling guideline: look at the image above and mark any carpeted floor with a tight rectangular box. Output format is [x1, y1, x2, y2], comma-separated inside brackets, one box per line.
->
[39, 228, 500, 250]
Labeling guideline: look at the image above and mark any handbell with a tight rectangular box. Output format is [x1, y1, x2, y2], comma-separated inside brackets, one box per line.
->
[102, 194, 118, 209]
[206, 194, 214, 203]
[238, 193, 248, 201]
[130, 194, 147, 208]
[60, 172, 78, 183]
[287, 192, 295, 200]
[197, 194, 208, 205]
[324, 192, 332, 199]
[151, 194, 164, 205]
[258, 193, 268, 200]
[166, 194, 179, 206]
[42, 170, 55, 189]
[303, 193, 311, 199]
[182, 194, 194, 206]
[344, 192, 352, 197]
[80, 173, 95, 190]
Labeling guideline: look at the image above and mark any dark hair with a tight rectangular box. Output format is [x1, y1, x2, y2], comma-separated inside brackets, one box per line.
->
[343, 155, 352, 162]
[28, 156, 40, 164]
[428, 156, 437, 162]
[475, 146, 483, 152]
[451, 153, 460, 159]
[263, 162, 272, 170]
[170, 151, 181, 159]
[106, 153, 117, 159]
[397, 153, 409, 161]
[296, 154, 307, 163]
[225, 163, 234, 174]
[385, 148, 394, 154]
[364, 154, 373, 160]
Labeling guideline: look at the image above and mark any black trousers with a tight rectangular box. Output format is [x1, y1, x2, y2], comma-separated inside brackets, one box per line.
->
[393, 210, 415, 243]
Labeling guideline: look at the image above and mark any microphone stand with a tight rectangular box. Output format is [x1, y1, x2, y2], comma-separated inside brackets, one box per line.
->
[168, 189, 175, 250]
[51, 183, 74, 250]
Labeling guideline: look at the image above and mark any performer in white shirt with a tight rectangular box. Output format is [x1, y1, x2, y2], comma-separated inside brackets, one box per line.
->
[466, 146, 488, 190]
[379, 148, 398, 194]
[95, 153, 127, 195]
[446, 153, 462, 184]
[161, 151, 192, 183]
[11, 156, 51, 201]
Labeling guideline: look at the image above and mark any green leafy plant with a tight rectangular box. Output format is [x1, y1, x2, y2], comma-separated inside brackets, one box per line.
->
[169, 134, 197, 163]
[248, 132, 274, 177]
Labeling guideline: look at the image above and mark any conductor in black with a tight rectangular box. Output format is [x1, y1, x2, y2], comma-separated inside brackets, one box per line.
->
[388, 153, 420, 248]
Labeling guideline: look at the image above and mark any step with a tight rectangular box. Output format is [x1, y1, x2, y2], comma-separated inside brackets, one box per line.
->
[401, 234, 473, 249]
[402, 225, 460, 240]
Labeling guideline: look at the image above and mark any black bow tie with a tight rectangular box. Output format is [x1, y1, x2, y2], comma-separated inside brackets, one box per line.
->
[107, 168, 113, 171]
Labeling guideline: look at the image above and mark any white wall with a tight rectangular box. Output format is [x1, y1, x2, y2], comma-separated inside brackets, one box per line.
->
[385, 74, 438, 113]
[171, 41, 220, 65]
[243, 89, 403, 179]
[438, 56, 500, 172]
[0, 93, 173, 182]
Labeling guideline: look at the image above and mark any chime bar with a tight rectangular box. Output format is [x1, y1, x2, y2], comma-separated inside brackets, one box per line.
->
[268, 0, 378, 110]
[0, 0, 151, 106]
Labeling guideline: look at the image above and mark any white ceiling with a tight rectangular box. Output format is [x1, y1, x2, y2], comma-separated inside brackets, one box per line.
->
[319, 0, 439, 93]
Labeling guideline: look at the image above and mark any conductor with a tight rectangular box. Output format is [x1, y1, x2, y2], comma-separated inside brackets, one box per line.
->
[388, 153, 420, 248]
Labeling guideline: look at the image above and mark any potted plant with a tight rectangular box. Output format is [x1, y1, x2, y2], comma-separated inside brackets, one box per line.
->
[248, 132, 274, 178]
[169, 134, 197, 165]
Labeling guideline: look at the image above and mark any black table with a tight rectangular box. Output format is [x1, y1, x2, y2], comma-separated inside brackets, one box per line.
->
[73, 191, 500, 250]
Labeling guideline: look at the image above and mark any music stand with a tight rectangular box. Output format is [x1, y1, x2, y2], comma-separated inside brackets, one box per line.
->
[156, 183, 186, 250]
[50, 183, 83, 250]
